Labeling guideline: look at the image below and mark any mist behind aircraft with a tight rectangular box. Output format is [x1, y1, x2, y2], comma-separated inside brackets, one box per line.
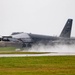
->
[26, 44, 75, 53]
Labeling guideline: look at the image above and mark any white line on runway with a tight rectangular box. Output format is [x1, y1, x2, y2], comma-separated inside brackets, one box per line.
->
[0, 52, 75, 57]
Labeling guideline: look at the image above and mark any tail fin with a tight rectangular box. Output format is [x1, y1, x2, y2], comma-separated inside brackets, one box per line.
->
[60, 19, 73, 38]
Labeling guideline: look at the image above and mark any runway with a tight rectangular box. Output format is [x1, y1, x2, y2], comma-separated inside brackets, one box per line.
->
[0, 52, 75, 57]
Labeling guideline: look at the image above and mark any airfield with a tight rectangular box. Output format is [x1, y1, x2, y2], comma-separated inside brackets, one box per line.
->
[0, 45, 75, 75]
[0, 44, 75, 57]
[0, 52, 75, 57]
[0, 56, 75, 75]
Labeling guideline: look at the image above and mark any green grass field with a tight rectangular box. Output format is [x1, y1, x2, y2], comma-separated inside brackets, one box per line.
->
[0, 47, 48, 54]
[0, 51, 48, 54]
[0, 56, 75, 75]
[0, 47, 16, 51]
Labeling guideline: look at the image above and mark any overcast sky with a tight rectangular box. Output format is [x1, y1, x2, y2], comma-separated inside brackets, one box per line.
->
[0, 0, 75, 37]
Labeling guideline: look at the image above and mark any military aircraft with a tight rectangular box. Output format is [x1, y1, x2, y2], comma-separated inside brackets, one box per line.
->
[1, 19, 75, 47]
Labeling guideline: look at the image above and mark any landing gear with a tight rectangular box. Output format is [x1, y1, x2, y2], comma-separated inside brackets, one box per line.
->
[22, 43, 32, 47]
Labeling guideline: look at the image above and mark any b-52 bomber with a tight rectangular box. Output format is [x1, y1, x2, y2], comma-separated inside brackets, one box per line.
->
[1, 19, 75, 47]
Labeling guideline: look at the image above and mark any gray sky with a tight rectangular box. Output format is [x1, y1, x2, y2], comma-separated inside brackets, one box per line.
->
[0, 0, 75, 37]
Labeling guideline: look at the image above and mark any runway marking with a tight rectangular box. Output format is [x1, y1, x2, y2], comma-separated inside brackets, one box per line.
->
[0, 52, 75, 57]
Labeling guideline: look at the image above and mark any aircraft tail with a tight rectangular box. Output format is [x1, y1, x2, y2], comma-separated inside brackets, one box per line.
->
[60, 19, 73, 38]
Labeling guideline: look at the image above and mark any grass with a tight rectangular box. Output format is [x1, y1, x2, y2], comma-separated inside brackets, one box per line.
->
[0, 47, 16, 51]
[0, 56, 75, 75]
[0, 47, 48, 54]
[0, 51, 48, 54]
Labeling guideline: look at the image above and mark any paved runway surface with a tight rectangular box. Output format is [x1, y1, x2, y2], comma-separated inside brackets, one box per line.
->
[0, 52, 75, 57]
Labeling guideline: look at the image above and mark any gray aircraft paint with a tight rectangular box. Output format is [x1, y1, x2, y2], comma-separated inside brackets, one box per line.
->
[1, 19, 75, 48]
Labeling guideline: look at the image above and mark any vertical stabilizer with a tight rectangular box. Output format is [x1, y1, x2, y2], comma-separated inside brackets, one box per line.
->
[60, 19, 73, 38]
